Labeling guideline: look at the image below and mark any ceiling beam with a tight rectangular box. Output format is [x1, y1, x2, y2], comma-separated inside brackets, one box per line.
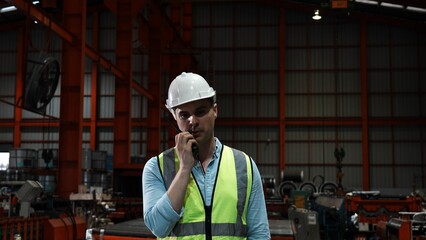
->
[8, 0, 154, 100]
[10, 0, 74, 43]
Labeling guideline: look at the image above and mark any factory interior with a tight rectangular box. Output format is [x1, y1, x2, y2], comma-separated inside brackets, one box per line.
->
[0, 0, 425, 239]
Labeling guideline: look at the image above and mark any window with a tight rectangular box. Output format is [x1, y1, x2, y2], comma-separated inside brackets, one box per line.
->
[0, 152, 9, 170]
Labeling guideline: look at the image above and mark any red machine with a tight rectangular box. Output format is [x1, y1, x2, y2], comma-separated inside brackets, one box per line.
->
[346, 192, 422, 226]
[385, 218, 413, 240]
[346, 191, 424, 239]
[44, 216, 86, 240]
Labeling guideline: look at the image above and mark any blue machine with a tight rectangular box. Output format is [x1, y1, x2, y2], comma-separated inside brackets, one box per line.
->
[311, 195, 346, 240]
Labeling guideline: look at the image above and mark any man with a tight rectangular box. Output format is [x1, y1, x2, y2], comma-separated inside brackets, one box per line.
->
[142, 72, 271, 239]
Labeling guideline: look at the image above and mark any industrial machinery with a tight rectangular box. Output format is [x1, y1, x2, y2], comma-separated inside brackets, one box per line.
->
[288, 206, 321, 240]
[266, 167, 350, 240]
[265, 169, 420, 240]
[269, 219, 296, 240]
[266, 169, 303, 219]
[345, 191, 423, 239]
[312, 195, 346, 240]
[375, 212, 426, 240]
[15, 180, 43, 217]
[23, 53, 60, 113]
[411, 212, 426, 238]
[386, 217, 412, 240]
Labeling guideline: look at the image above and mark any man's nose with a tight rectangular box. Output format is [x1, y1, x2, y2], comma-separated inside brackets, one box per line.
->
[188, 115, 198, 124]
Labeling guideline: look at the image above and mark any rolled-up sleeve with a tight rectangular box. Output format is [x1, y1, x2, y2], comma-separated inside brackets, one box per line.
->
[142, 157, 182, 238]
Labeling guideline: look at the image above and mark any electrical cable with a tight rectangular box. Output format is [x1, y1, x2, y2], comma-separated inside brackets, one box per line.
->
[64, 198, 77, 240]
[58, 216, 70, 240]
[51, 196, 77, 240]
[334, 22, 344, 151]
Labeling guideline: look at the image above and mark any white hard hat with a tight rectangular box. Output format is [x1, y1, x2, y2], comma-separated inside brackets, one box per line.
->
[165, 72, 216, 116]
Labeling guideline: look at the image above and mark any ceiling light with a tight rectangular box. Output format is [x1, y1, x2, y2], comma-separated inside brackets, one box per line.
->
[406, 6, 426, 13]
[380, 2, 403, 9]
[354, 0, 378, 5]
[312, 9, 322, 20]
[0, 1, 38, 14]
[0, 6, 17, 13]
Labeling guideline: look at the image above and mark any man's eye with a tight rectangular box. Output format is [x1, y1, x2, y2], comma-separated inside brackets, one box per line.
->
[195, 109, 208, 117]
[179, 113, 190, 120]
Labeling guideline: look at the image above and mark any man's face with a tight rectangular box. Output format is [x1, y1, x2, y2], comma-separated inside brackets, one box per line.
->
[174, 99, 217, 145]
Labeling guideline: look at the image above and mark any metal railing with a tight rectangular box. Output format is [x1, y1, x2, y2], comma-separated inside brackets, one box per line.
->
[0, 216, 49, 240]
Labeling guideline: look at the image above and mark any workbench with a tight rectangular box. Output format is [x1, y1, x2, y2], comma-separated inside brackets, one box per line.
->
[90, 218, 296, 240]
[90, 218, 155, 239]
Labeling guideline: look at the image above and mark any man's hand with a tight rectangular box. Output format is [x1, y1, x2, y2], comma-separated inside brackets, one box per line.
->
[175, 131, 197, 171]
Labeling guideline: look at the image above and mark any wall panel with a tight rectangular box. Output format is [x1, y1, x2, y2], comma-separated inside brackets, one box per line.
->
[0, 53, 17, 72]
[0, 128, 14, 142]
[370, 142, 393, 165]
[370, 166, 394, 188]
[395, 166, 421, 188]
[0, 98, 15, 119]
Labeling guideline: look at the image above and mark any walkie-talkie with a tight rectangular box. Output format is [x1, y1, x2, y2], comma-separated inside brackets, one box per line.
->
[187, 129, 199, 159]
[174, 125, 199, 159]
[191, 140, 199, 159]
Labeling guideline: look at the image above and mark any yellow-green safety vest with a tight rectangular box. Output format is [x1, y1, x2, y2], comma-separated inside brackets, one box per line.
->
[157, 145, 253, 240]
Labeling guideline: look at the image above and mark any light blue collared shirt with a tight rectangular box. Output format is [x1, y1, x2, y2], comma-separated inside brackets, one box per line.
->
[142, 138, 271, 239]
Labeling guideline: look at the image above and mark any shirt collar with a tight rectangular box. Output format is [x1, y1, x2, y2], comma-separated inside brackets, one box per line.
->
[212, 137, 222, 162]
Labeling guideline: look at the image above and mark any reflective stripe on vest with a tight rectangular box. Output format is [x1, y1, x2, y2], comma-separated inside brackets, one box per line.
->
[157, 145, 253, 240]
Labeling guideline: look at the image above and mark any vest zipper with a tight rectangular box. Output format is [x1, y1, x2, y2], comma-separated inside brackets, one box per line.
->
[205, 205, 212, 240]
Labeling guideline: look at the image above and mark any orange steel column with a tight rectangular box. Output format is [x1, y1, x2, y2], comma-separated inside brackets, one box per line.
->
[90, 12, 100, 150]
[167, 2, 192, 147]
[113, 0, 132, 168]
[279, 8, 287, 172]
[57, 0, 86, 197]
[146, 6, 162, 158]
[14, 28, 26, 148]
[360, 20, 370, 190]
[167, 4, 179, 148]
[181, 2, 193, 69]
